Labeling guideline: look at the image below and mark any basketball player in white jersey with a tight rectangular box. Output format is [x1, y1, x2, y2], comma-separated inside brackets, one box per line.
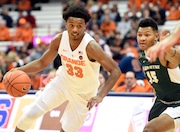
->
[14, 5, 121, 132]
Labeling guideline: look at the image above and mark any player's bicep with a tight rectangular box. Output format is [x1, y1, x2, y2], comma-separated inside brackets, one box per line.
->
[87, 41, 118, 72]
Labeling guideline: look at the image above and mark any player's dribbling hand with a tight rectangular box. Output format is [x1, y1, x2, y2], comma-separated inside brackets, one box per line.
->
[87, 95, 103, 110]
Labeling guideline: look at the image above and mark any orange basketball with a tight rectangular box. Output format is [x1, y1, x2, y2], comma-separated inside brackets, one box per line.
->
[3, 70, 31, 97]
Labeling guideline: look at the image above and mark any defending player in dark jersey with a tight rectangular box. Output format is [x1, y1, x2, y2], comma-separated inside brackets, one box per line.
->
[137, 18, 180, 132]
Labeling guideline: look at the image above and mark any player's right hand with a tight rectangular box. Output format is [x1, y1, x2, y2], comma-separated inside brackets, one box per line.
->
[87, 95, 103, 110]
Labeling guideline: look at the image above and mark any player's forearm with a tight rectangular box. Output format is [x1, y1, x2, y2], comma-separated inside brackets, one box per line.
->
[98, 68, 121, 98]
[16, 59, 47, 74]
[166, 48, 180, 64]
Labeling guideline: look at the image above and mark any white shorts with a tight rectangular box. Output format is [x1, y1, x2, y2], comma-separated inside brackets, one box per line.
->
[162, 106, 180, 131]
[35, 75, 90, 132]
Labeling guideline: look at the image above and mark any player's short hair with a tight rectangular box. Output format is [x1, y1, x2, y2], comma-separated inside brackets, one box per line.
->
[138, 18, 158, 31]
[63, 5, 91, 23]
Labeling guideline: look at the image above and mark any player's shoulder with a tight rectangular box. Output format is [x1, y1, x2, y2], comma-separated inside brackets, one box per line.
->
[87, 39, 101, 51]
[51, 32, 63, 42]
[48, 32, 64, 50]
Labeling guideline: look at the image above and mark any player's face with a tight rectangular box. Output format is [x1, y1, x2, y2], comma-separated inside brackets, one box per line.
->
[137, 27, 158, 51]
[66, 17, 86, 40]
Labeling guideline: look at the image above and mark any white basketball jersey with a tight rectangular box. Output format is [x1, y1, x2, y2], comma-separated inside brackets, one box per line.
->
[56, 31, 100, 95]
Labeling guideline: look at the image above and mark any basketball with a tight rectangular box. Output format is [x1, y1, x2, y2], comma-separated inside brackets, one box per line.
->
[3, 70, 31, 97]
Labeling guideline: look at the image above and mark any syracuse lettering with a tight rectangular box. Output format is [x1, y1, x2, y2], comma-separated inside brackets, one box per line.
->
[143, 65, 160, 71]
[61, 55, 85, 66]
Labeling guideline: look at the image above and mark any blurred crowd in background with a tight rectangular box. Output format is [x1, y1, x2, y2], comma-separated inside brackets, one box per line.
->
[0, 0, 180, 93]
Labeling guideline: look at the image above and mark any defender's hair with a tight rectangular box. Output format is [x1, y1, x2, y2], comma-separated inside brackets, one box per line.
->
[63, 5, 91, 23]
[138, 18, 158, 31]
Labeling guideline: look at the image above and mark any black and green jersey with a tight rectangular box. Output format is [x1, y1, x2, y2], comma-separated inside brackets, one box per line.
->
[139, 51, 180, 102]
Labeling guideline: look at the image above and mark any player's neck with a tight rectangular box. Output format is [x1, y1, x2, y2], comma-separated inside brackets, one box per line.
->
[69, 33, 85, 51]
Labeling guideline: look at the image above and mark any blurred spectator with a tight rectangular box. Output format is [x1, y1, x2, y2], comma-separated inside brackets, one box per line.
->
[154, 0, 167, 10]
[127, 29, 138, 47]
[17, 45, 30, 64]
[0, 19, 11, 41]
[25, 10, 37, 28]
[129, 7, 140, 21]
[111, 4, 121, 23]
[17, 0, 32, 11]
[128, 0, 142, 11]
[108, 32, 123, 62]
[85, 0, 95, 14]
[114, 71, 146, 92]
[5, 51, 24, 71]
[13, 18, 34, 49]
[106, 30, 116, 46]
[140, 1, 166, 25]
[96, 2, 104, 21]
[93, 32, 112, 57]
[0, 69, 5, 90]
[30, 73, 40, 90]
[130, 20, 139, 31]
[100, 14, 116, 38]
[154, 1, 166, 25]
[120, 40, 139, 58]
[0, 7, 13, 28]
[88, 12, 100, 31]
[99, 8, 115, 24]
[0, 51, 7, 75]
[164, 0, 178, 10]
[98, 69, 108, 92]
[166, 2, 180, 20]
[88, 23, 100, 37]
[140, 1, 156, 20]
[123, 21, 138, 48]
[117, 11, 132, 37]
[16, 11, 26, 27]
[141, 8, 151, 19]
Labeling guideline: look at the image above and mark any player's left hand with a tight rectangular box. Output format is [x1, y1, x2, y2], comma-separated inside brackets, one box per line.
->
[87, 95, 103, 110]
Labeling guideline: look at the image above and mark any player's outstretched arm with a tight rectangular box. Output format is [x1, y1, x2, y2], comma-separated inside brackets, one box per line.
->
[147, 22, 180, 62]
[86, 40, 121, 110]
